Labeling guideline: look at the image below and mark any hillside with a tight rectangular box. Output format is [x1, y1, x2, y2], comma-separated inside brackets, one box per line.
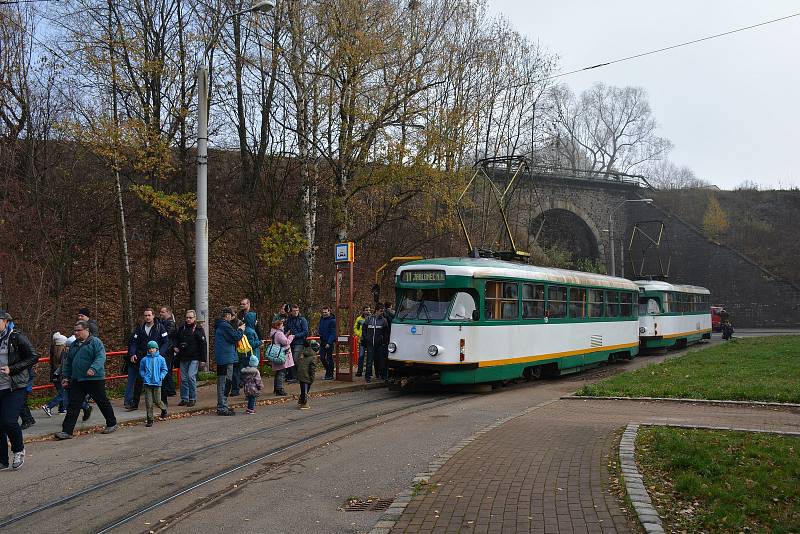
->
[652, 189, 800, 285]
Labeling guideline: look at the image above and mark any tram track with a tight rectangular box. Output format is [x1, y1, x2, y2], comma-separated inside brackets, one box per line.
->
[0, 392, 469, 533]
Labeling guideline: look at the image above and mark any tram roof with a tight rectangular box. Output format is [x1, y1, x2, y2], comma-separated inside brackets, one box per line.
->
[634, 280, 710, 295]
[396, 257, 640, 290]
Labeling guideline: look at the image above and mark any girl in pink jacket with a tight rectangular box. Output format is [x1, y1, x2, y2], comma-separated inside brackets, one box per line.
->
[269, 317, 294, 396]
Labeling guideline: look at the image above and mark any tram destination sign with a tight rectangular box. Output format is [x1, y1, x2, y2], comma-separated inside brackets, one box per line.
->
[401, 270, 446, 283]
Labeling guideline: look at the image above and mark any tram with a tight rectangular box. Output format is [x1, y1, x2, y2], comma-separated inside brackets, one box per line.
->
[387, 257, 641, 385]
[636, 280, 712, 350]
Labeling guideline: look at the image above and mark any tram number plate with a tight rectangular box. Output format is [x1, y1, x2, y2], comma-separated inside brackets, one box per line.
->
[409, 326, 424, 335]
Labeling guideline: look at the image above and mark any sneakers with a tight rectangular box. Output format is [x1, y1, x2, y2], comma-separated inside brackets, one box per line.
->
[102, 425, 117, 434]
[365, 377, 372, 383]
[124, 405, 138, 412]
[274, 390, 287, 397]
[177, 400, 188, 406]
[42, 405, 53, 417]
[216, 409, 235, 416]
[54, 431, 73, 440]
[82, 405, 93, 422]
[322, 375, 334, 381]
[299, 403, 310, 410]
[160, 409, 168, 419]
[187, 400, 196, 407]
[146, 419, 153, 427]
[12, 450, 25, 469]
[245, 409, 255, 415]
[0, 463, 8, 470]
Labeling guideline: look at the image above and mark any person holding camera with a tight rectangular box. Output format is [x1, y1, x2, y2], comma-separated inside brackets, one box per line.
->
[174, 310, 206, 407]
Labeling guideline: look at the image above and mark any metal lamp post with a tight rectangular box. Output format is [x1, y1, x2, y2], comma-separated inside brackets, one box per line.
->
[608, 198, 653, 278]
[196, 0, 275, 368]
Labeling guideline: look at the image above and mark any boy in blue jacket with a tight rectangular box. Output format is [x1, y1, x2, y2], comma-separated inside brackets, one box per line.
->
[140, 340, 169, 426]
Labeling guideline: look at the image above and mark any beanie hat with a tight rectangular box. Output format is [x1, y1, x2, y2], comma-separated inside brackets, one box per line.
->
[147, 340, 159, 350]
[0, 310, 12, 321]
[53, 332, 68, 346]
[66, 335, 76, 346]
[248, 354, 259, 367]
[78, 307, 91, 318]
[221, 307, 235, 317]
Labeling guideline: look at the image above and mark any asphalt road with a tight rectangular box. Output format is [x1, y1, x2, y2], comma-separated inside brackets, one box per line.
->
[2, 330, 795, 534]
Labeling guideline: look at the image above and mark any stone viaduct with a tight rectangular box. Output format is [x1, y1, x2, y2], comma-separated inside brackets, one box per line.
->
[485, 167, 800, 327]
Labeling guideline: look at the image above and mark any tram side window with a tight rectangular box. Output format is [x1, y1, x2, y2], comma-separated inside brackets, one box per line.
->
[663, 292, 673, 313]
[548, 286, 567, 318]
[588, 289, 604, 318]
[522, 283, 545, 319]
[607, 291, 619, 317]
[569, 287, 587, 318]
[485, 281, 518, 320]
[620, 292, 633, 317]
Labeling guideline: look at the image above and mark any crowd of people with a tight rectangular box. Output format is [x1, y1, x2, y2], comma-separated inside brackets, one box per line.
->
[0, 298, 397, 469]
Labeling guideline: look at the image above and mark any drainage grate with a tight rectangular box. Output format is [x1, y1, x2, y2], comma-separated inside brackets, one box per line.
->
[343, 497, 394, 512]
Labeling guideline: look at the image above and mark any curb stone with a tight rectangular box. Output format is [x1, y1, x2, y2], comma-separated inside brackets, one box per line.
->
[619, 423, 665, 534]
[367, 398, 560, 534]
[563, 395, 800, 410]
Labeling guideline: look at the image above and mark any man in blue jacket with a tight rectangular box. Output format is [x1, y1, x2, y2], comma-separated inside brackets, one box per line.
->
[318, 306, 337, 380]
[283, 304, 308, 383]
[55, 320, 117, 439]
[125, 308, 170, 411]
[215, 307, 245, 416]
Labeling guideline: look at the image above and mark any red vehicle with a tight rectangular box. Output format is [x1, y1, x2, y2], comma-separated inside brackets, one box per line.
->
[711, 305, 724, 332]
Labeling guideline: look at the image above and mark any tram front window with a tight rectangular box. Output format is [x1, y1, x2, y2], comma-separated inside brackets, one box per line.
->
[638, 297, 661, 315]
[397, 288, 459, 322]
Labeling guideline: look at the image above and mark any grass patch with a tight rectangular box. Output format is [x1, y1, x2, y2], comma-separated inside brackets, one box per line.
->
[637, 426, 800, 533]
[576, 336, 800, 402]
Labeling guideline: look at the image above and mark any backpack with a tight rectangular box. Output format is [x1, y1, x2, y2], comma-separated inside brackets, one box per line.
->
[265, 333, 287, 365]
[236, 333, 253, 355]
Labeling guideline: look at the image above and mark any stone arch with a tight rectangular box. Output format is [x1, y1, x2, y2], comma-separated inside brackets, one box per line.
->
[529, 199, 605, 260]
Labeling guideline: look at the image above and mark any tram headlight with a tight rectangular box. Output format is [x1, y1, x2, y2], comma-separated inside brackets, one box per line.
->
[427, 345, 439, 357]
[388, 342, 397, 353]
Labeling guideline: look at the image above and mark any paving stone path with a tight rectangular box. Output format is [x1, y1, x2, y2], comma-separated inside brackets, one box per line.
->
[389, 399, 800, 534]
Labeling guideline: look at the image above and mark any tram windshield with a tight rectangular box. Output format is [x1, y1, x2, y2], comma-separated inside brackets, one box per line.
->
[396, 288, 460, 322]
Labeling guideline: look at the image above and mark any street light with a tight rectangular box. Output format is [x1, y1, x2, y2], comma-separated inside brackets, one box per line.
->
[196, 0, 275, 368]
[609, 198, 653, 278]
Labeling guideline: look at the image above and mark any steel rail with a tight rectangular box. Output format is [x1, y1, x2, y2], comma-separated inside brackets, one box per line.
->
[0, 391, 423, 529]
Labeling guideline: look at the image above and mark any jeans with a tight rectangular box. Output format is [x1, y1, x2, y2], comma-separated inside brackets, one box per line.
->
[179, 360, 199, 401]
[365, 345, 379, 380]
[216, 364, 234, 411]
[143, 385, 166, 421]
[299, 382, 311, 404]
[62, 380, 117, 435]
[0, 388, 27, 465]
[124, 362, 142, 407]
[273, 368, 286, 393]
[246, 395, 256, 411]
[285, 345, 302, 381]
[320, 343, 335, 377]
[231, 360, 241, 394]
[357, 345, 366, 374]
[46, 381, 66, 411]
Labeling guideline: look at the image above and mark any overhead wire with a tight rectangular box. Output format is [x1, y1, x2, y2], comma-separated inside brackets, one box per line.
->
[548, 11, 800, 79]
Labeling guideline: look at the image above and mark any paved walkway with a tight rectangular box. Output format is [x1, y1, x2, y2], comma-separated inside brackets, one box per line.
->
[389, 399, 800, 534]
[25, 369, 382, 440]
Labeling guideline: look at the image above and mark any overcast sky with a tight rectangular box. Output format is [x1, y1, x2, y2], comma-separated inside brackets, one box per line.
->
[488, 0, 800, 190]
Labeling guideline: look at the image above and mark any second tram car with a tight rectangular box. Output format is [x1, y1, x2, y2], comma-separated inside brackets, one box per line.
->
[636, 280, 712, 350]
[387, 258, 641, 385]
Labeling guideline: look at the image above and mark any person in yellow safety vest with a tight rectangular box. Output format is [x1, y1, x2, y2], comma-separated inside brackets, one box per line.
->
[353, 305, 371, 377]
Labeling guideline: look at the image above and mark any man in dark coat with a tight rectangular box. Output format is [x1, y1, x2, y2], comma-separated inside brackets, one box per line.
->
[157, 306, 177, 402]
[0, 311, 38, 469]
[175, 309, 206, 406]
[284, 304, 308, 383]
[318, 306, 337, 380]
[361, 306, 388, 383]
[125, 308, 170, 410]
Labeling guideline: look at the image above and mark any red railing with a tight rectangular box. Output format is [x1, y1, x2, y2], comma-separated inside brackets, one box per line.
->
[31, 350, 180, 393]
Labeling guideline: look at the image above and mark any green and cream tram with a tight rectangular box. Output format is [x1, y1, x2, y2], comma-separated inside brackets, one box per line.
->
[636, 280, 712, 350]
[387, 258, 641, 385]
